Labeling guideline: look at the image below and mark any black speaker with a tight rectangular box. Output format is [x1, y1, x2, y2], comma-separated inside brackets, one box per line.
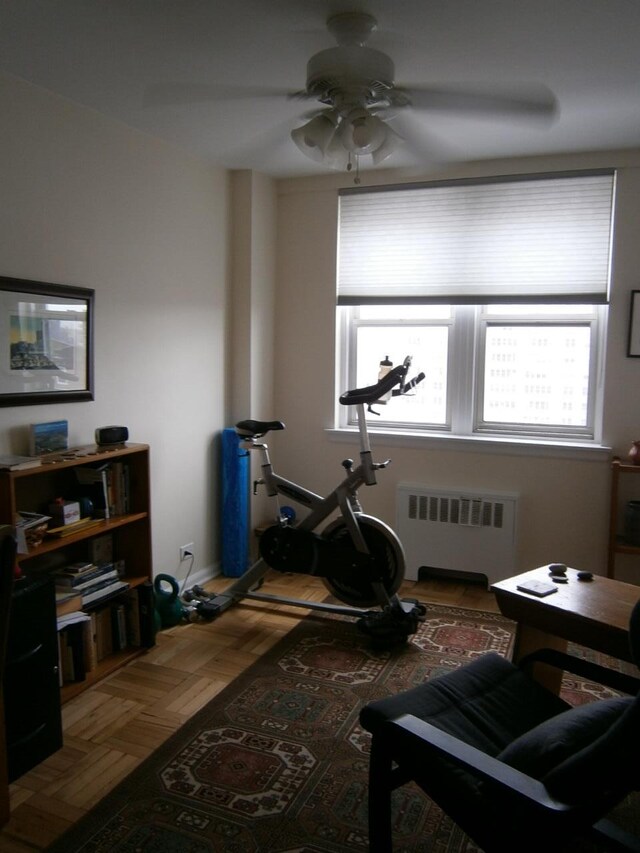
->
[95, 425, 129, 446]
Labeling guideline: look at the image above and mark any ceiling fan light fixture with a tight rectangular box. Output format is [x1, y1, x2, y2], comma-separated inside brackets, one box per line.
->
[291, 111, 338, 162]
[371, 125, 403, 165]
[322, 129, 352, 171]
[340, 108, 386, 155]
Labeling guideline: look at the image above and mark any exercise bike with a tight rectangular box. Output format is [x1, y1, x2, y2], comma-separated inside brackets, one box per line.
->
[199, 356, 426, 645]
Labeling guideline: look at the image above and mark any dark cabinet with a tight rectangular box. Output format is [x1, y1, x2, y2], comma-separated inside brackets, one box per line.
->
[4, 574, 62, 781]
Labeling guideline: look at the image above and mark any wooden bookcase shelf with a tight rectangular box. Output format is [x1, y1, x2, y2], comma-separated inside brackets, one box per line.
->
[15, 512, 149, 562]
[0, 442, 155, 703]
[607, 457, 640, 578]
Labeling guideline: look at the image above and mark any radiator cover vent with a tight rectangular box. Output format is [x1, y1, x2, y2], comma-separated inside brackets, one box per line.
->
[397, 483, 518, 587]
[409, 493, 506, 528]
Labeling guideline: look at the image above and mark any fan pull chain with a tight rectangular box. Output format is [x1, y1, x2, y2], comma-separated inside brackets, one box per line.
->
[345, 152, 361, 185]
[354, 155, 361, 184]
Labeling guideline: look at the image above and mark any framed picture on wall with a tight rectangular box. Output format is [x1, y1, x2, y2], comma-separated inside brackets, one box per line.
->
[0, 276, 94, 406]
[628, 290, 640, 358]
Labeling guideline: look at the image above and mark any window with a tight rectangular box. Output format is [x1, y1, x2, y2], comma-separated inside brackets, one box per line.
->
[336, 171, 615, 442]
[339, 303, 604, 440]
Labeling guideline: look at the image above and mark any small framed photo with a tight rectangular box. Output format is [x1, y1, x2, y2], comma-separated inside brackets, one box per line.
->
[0, 276, 94, 406]
[628, 290, 640, 357]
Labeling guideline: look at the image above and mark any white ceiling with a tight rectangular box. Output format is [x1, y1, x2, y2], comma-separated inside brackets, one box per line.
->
[2, 0, 640, 178]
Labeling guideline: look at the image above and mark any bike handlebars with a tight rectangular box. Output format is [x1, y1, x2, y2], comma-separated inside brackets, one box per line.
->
[392, 370, 425, 397]
[339, 356, 424, 407]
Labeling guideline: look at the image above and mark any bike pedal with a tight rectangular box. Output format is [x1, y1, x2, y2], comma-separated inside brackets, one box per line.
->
[356, 603, 423, 649]
[400, 598, 427, 619]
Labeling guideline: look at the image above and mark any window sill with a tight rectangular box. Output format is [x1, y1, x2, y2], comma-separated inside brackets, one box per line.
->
[326, 427, 611, 462]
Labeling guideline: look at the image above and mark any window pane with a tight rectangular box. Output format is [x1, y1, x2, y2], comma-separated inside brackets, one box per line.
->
[483, 325, 591, 426]
[355, 325, 448, 424]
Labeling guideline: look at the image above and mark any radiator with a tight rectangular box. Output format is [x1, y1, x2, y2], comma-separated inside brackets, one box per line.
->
[396, 483, 519, 587]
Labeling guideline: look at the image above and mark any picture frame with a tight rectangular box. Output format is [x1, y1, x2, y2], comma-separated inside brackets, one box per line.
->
[0, 276, 94, 406]
[628, 290, 640, 358]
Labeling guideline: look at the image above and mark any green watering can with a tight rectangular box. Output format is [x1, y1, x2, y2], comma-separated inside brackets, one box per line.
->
[153, 573, 184, 628]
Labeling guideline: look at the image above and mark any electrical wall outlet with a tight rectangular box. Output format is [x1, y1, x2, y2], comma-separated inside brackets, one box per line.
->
[179, 542, 194, 561]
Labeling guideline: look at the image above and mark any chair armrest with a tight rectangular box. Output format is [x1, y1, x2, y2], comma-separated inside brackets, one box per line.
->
[592, 818, 640, 853]
[518, 648, 640, 696]
[388, 714, 575, 816]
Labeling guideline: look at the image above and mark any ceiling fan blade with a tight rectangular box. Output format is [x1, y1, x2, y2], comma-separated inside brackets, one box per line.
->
[397, 83, 557, 121]
[218, 115, 314, 170]
[380, 109, 452, 167]
[143, 82, 294, 108]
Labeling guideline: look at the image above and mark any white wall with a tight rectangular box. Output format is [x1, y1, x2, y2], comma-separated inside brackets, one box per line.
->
[228, 170, 277, 547]
[0, 73, 230, 584]
[272, 152, 640, 584]
[4, 66, 640, 589]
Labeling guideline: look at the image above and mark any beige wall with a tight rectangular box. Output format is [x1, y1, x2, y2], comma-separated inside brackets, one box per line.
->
[271, 153, 640, 584]
[0, 72, 230, 584]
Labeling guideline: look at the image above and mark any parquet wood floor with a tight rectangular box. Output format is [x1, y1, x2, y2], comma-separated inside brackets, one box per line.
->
[0, 572, 498, 851]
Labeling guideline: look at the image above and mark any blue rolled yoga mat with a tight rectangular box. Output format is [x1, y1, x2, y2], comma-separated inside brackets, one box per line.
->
[221, 427, 250, 577]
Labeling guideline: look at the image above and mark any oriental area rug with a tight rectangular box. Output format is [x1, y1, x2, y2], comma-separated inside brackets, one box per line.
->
[45, 604, 632, 853]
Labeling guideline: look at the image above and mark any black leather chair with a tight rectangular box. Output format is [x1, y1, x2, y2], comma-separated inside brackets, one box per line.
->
[360, 599, 640, 853]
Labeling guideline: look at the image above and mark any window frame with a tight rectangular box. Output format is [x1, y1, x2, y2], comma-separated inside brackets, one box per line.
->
[337, 303, 606, 444]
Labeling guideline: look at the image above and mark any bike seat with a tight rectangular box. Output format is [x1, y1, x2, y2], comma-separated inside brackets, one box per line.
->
[235, 419, 285, 438]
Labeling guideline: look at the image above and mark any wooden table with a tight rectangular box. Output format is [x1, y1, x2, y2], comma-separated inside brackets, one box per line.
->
[492, 566, 639, 688]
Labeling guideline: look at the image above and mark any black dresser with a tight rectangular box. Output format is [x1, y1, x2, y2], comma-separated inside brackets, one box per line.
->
[4, 574, 62, 781]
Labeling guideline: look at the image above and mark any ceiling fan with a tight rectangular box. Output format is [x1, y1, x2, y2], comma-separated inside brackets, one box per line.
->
[145, 10, 557, 179]
[288, 11, 557, 180]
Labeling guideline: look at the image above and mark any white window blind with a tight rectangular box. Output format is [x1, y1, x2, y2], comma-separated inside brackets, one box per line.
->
[337, 171, 615, 305]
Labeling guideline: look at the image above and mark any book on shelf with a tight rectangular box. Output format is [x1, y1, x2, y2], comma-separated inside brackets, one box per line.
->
[84, 613, 98, 672]
[74, 461, 131, 519]
[124, 588, 142, 647]
[57, 610, 91, 630]
[109, 461, 130, 515]
[58, 622, 87, 684]
[82, 579, 129, 608]
[75, 464, 110, 519]
[111, 602, 128, 651]
[88, 534, 114, 566]
[56, 570, 120, 595]
[95, 607, 113, 660]
[46, 517, 104, 538]
[57, 590, 150, 671]
[15, 511, 51, 553]
[54, 561, 98, 581]
[55, 589, 84, 614]
[62, 560, 96, 575]
[54, 562, 118, 589]
[0, 453, 42, 471]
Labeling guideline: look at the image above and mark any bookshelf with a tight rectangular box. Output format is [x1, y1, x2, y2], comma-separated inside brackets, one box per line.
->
[607, 456, 640, 579]
[0, 443, 155, 705]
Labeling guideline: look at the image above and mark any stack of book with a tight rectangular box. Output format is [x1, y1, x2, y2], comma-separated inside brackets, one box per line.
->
[54, 560, 129, 608]
[55, 588, 147, 684]
[56, 610, 91, 685]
